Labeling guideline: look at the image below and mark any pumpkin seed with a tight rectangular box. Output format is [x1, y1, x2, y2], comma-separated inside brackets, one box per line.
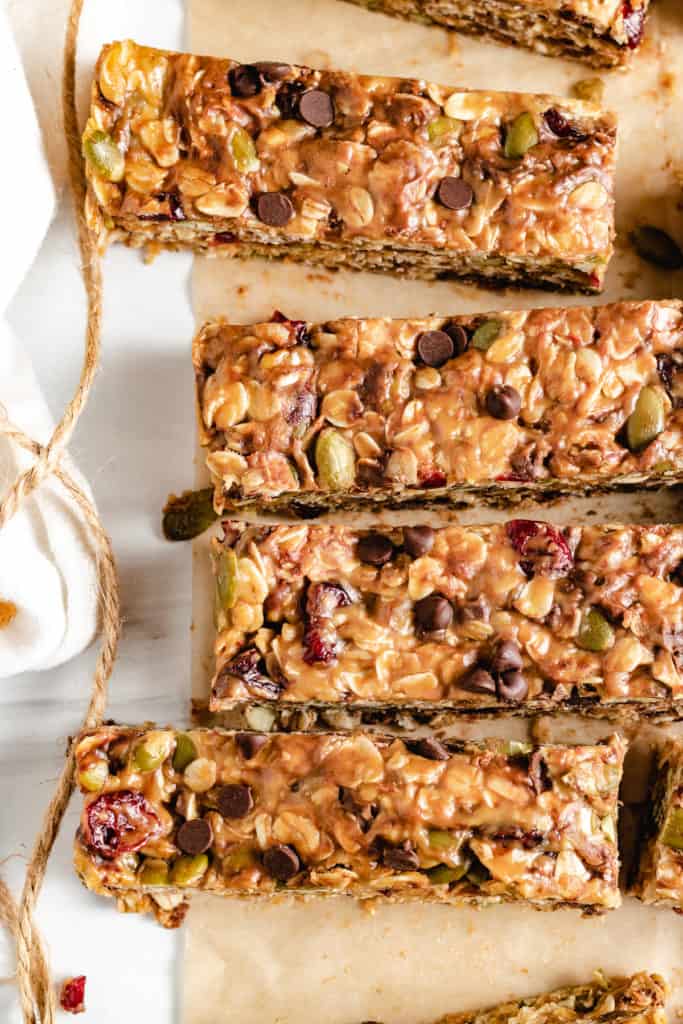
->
[626, 386, 666, 451]
[83, 130, 125, 182]
[577, 608, 614, 652]
[471, 320, 502, 351]
[170, 853, 209, 887]
[315, 428, 356, 490]
[504, 113, 538, 159]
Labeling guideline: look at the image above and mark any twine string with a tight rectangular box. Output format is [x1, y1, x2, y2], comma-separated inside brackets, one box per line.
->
[0, 0, 121, 1020]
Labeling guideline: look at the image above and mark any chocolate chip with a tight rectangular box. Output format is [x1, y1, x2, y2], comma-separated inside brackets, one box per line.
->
[298, 89, 335, 127]
[435, 176, 474, 211]
[253, 61, 291, 82]
[216, 783, 254, 819]
[255, 192, 295, 227]
[407, 737, 450, 761]
[485, 385, 521, 420]
[416, 330, 454, 368]
[403, 525, 435, 558]
[382, 843, 420, 871]
[414, 594, 453, 632]
[229, 64, 262, 98]
[357, 533, 394, 567]
[497, 670, 529, 702]
[177, 818, 213, 856]
[235, 733, 268, 760]
[444, 322, 469, 355]
[459, 666, 497, 694]
[490, 640, 523, 675]
[263, 843, 301, 880]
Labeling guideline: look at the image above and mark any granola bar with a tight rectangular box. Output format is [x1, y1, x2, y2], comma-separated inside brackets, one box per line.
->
[343, 1, 650, 68]
[209, 521, 683, 720]
[83, 41, 617, 293]
[632, 739, 683, 910]
[435, 975, 668, 1024]
[194, 301, 683, 517]
[73, 728, 624, 924]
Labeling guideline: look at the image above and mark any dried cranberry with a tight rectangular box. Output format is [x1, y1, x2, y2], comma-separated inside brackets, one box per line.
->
[85, 791, 161, 860]
[528, 751, 552, 795]
[271, 309, 310, 345]
[212, 232, 237, 244]
[302, 581, 353, 665]
[419, 468, 447, 488]
[60, 976, 86, 1014]
[218, 647, 282, 699]
[506, 520, 573, 579]
[543, 108, 583, 140]
[622, 1, 646, 48]
[284, 387, 317, 429]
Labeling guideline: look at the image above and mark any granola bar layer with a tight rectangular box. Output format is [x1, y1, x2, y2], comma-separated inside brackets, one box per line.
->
[73, 728, 624, 924]
[194, 301, 683, 517]
[344, 1, 650, 68]
[632, 740, 683, 909]
[83, 41, 617, 293]
[437, 975, 667, 1024]
[210, 522, 683, 719]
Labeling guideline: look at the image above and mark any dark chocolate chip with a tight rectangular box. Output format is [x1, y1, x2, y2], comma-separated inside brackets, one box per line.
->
[403, 525, 435, 558]
[253, 61, 292, 82]
[459, 666, 497, 694]
[263, 843, 301, 880]
[416, 330, 454, 368]
[485, 386, 521, 420]
[490, 640, 523, 675]
[229, 64, 262, 98]
[497, 670, 529, 702]
[444, 322, 469, 355]
[298, 89, 335, 127]
[177, 818, 213, 856]
[435, 176, 473, 211]
[216, 783, 254, 819]
[235, 733, 268, 760]
[255, 191, 295, 227]
[414, 594, 453, 632]
[407, 737, 450, 761]
[357, 533, 394, 567]
[382, 843, 420, 871]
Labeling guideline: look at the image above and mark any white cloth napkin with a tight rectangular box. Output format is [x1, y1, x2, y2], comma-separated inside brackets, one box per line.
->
[0, 5, 98, 676]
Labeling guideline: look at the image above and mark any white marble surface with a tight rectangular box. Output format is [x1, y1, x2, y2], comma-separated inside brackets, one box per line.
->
[1, 1, 191, 1018]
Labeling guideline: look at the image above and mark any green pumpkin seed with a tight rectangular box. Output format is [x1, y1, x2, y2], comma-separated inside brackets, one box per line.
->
[226, 847, 256, 871]
[428, 830, 459, 851]
[577, 608, 614, 652]
[504, 113, 538, 159]
[162, 488, 218, 542]
[661, 807, 683, 851]
[626, 386, 666, 452]
[173, 733, 198, 773]
[170, 853, 209, 887]
[139, 860, 170, 887]
[427, 116, 461, 142]
[315, 428, 356, 490]
[133, 731, 174, 772]
[83, 130, 125, 182]
[572, 78, 605, 104]
[230, 127, 259, 173]
[78, 759, 109, 793]
[216, 549, 238, 611]
[630, 226, 683, 270]
[427, 862, 469, 885]
[471, 320, 502, 351]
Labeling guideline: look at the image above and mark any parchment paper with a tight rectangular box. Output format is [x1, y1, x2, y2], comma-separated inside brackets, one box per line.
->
[185, 2, 683, 1020]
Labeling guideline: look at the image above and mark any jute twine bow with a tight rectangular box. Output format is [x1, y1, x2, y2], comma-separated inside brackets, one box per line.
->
[0, 0, 122, 1019]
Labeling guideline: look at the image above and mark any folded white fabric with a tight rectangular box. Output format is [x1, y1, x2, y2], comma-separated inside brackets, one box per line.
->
[0, 6, 98, 676]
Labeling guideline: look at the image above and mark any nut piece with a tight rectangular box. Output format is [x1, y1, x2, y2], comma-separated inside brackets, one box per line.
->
[184, 758, 217, 793]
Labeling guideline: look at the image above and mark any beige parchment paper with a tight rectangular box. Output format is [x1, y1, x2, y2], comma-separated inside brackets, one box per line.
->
[185, 2, 683, 1021]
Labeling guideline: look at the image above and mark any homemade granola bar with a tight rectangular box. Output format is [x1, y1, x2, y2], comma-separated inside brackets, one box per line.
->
[209, 521, 683, 720]
[83, 40, 617, 293]
[632, 740, 683, 910]
[344, 1, 650, 68]
[73, 728, 624, 925]
[435, 974, 668, 1024]
[194, 301, 683, 516]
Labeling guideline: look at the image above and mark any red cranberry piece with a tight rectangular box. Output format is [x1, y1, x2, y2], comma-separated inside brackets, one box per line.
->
[302, 581, 354, 665]
[84, 791, 161, 860]
[271, 309, 310, 345]
[506, 520, 573, 579]
[219, 647, 281, 699]
[622, 2, 645, 48]
[60, 976, 86, 1014]
[543, 108, 583, 139]
[419, 468, 447, 488]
